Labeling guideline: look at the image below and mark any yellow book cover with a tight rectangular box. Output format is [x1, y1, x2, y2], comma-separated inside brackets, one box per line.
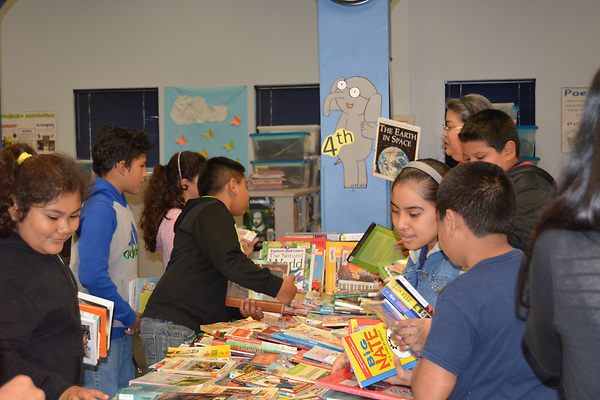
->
[165, 344, 231, 360]
[342, 322, 417, 388]
[324, 241, 358, 293]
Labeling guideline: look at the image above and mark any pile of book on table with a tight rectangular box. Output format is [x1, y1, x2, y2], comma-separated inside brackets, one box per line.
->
[248, 169, 285, 190]
[116, 311, 416, 400]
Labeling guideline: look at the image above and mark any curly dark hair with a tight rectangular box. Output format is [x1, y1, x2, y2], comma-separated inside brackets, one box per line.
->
[140, 151, 206, 252]
[0, 145, 90, 237]
[92, 125, 153, 177]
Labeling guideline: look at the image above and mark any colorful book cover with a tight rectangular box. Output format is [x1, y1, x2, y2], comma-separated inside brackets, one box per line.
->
[347, 222, 405, 275]
[279, 236, 327, 291]
[324, 241, 359, 293]
[316, 366, 414, 400]
[78, 302, 107, 358]
[129, 372, 214, 388]
[165, 345, 230, 360]
[282, 363, 331, 383]
[155, 357, 236, 377]
[244, 196, 276, 249]
[231, 370, 312, 395]
[394, 275, 434, 316]
[78, 292, 114, 351]
[303, 345, 342, 366]
[372, 117, 420, 182]
[342, 323, 398, 388]
[129, 278, 159, 313]
[80, 313, 99, 366]
[348, 318, 382, 334]
[261, 241, 313, 293]
[292, 350, 333, 370]
[278, 324, 344, 352]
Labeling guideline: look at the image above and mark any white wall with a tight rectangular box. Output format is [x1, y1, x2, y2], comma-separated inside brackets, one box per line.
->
[3, 0, 598, 180]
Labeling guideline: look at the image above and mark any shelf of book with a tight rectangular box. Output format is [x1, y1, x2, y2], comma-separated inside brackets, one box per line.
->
[247, 187, 320, 238]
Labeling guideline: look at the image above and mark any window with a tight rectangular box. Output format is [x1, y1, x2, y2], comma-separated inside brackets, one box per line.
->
[255, 84, 320, 127]
[445, 79, 536, 125]
[74, 88, 159, 166]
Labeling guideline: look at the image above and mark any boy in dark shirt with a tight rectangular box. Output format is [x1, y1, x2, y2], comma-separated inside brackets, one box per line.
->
[383, 162, 557, 399]
[141, 157, 297, 366]
[459, 109, 555, 251]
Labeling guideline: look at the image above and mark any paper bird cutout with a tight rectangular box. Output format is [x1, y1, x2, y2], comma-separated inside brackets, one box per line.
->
[175, 134, 187, 146]
[230, 115, 241, 126]
[201, 128, 213, 139]
[222, 140, 234, 151]
[200, 148, 208, 158]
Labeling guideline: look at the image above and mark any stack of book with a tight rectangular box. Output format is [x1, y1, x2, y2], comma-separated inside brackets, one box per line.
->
[247, 169, 285, 190]
[78, 292, 114, 367]
[115, 316, 414, 400]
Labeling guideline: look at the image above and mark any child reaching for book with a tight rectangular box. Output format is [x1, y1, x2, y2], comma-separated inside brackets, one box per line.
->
[140, 151, 207, 271]
[141, 157, 297, 366]
[0, 144, 108, 400]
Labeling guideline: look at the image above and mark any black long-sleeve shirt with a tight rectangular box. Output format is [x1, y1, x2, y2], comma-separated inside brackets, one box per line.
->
[143, 197, 283, 331]
[0, 233, 83, 400]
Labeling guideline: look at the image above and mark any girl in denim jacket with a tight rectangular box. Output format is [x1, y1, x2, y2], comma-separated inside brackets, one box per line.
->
[392, 159, 461, 308]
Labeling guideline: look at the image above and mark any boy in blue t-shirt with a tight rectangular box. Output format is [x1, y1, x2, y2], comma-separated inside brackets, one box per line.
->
[387, 161, 557, 399]
[70, 125, 153, 398]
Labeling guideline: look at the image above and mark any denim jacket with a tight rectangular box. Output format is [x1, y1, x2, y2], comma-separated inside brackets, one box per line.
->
[402, 243, 461, 308]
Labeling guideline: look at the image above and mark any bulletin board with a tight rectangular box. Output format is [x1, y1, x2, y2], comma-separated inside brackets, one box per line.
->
[1, 111, 57, 153]
[164, 86, 248, 167]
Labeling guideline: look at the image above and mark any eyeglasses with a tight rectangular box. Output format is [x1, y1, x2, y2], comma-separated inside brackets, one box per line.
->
[443, 125, 463, 132]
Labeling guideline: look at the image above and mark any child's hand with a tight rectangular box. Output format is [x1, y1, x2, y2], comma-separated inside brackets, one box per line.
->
[393, 240, 410, 257]
[239, 298, 264, 321]
[332, 350, 350, 373]
[0, 375, 44, 400]
[126, 312, 142, 335]
[390, 318, 432, 353]
[276, 275, 297, 305]
[59, 385, 108, 400]
[241, 238, 259, 258]
[383, 356, 413, 387]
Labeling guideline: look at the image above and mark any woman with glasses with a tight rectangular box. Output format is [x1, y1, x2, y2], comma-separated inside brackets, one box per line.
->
[443, 94, 493, 162]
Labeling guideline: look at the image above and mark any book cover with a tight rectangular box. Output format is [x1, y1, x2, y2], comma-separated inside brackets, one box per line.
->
[81, 314, 99, 366]
[115, 383, 185, 400]
[380, 286, 420, 320]
[155, 357, 236, 377]
[228, 361, 269, 379]
[347, 222, 405, 275]
[394, 275, 434, 316]
[348, 318, 382, 334]
[244, 196, 276, 249]
[316, 366, 414, 400]
[129, 278, 159, 313]
[225, 262, 290, 314]
[279, 236, 327, 291]
[261, 241, 312, 293]
[224, 337, 298, 355]
[303, 345, 342, 366]
[342, 322, 398, 388]
[165, 345, 231, 360]
[130, 372, 214, 388]
[324, 241, 359, 293]
[291, 350, 333, 371]
[231, 370, 312, 395]
[79, 302, 107, 358]
[282, 363, 331, 383]
[278, 324, 344, 352]
[78, 292, 114, 351]
[372, 117, 420, 182]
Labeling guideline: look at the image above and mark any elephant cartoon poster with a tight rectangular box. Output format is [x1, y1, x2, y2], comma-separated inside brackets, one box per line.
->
[322, 76, 382, 188]
[318, 0, 391, 233]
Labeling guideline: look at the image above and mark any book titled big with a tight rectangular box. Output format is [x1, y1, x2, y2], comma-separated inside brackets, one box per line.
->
[341, 322, 397, 388]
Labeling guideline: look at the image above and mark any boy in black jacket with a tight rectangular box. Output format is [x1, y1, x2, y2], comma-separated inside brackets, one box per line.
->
[459, 109, 555, 251]
[141, 157, 297, 366]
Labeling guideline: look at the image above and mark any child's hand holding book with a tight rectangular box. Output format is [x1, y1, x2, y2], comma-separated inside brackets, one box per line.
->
[276, 275, 297, 305]
[390, 318, 432, 353]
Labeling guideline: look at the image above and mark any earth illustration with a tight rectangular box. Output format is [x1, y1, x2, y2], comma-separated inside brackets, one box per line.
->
[377, 147, 410, 179]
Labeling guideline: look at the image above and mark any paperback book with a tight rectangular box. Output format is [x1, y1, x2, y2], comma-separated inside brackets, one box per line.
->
[128, 278, 159, 313]
[231, 370, 312, 395]
[347, 222, 405, 275]
[261, 241, 313, 293]
[155, 357, 236, 377]
[342, 322, 397, 387]
[372, 117, 420, 182]
[282, 363, 331, 383]
[316, 366, 414, 400]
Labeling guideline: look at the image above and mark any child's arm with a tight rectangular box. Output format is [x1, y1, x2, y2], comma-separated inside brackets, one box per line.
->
[411, 357, 457, 399]
[275, 275, 297, 305]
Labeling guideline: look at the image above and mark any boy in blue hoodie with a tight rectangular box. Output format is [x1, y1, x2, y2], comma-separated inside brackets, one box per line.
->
[70, 125, 153, 398]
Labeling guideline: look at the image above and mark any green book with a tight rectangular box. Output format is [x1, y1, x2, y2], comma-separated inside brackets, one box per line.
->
[347, 222, 405, 274]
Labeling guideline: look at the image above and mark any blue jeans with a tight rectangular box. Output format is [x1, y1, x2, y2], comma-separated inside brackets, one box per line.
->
[83, 334, 134, 399]
[140, 317, 196, 367]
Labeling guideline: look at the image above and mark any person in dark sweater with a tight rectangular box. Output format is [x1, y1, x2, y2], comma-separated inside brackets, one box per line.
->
[141, 157, 297, 366]
[459, 109, 555, 251]
[0, 144, 107, 400]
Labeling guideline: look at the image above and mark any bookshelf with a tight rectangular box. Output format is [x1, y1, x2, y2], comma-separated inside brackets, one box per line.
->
[248, 187, 320, 238]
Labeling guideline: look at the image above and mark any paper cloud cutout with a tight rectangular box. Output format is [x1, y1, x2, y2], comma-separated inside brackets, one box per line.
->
[170, 95, 227, 125]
